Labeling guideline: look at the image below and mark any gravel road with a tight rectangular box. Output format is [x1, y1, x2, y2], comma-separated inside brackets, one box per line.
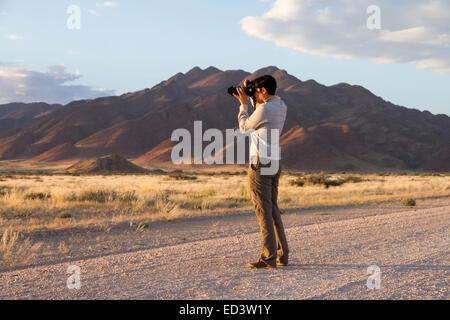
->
[1, 203, 449, 300]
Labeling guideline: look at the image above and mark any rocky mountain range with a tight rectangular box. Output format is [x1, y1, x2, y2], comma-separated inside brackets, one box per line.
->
[0, 66, 449, 172]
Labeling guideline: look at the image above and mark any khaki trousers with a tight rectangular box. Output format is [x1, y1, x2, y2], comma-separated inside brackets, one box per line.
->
[248, 158, 289, 266]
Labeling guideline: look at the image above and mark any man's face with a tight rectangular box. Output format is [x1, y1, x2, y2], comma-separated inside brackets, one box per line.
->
[254, 87, 265, 104]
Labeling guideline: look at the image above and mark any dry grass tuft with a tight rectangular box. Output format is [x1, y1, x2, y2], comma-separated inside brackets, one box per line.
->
[0, 227, 33, 267]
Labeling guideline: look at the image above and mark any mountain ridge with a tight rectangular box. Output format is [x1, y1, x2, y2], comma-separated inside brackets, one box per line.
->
[0, 66, 449, 172]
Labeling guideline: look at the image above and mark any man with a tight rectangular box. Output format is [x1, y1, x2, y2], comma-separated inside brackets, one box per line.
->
[232, 75, 289, 269]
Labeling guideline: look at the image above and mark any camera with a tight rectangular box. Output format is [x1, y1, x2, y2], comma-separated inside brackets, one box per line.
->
[227, 80, 256, 97]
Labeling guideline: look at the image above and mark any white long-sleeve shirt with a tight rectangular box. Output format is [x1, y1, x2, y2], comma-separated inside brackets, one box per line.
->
[238, 95, 287, 165]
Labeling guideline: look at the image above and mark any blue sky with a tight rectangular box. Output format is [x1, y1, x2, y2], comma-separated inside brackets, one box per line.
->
[1, 0, 449, 116]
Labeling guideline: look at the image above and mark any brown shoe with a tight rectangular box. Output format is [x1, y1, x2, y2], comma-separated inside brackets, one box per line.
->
[247, 261, 276, 269]
[277, 261, 288, 267]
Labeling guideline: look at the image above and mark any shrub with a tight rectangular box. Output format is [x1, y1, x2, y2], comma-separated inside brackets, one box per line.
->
[341, 176, 363, 183]
[145, 199, 156, 207]
[200, 189, 216, 197]
[78, 190, 117, 203]
[187, 189, 216, 199]
[150, 191, 178, 216]
[201, 201, 210, 210]
[190, 201, 203, 210]
[289, 179, 305, 187]
[118, 190, 138, 203]
[24, 192, 51, 200]
[58, 212, 72, 219]
[168, 174, 197, 181]
[290, 173, 363, 189]
[402, 198, 416, 206]
[69, 190, 138, 203]
[0, 186, 11, 197]
[225, 196, 248, 203]
[324, 179, 344, 188]
[187, 193, 202, 199]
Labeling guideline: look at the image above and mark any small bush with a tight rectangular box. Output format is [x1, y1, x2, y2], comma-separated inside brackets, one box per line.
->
[187, 193, 202, 199]
[0, 174, 15, 180]
[200, 189, 216, 197]
[150, 191, 178, 216]
[402, 198, 416, 206]
[290, 173, 363, 189]
[145, 199, 156, 207]
[341, 176, 363, 183]
[324, 179, 344, 188]
[0, 186, 12, 197]
[289, 179, 305, 187]
[168, 174, 197, 181]
[180, 200, 210, 210]
[224, 196, 248, 203]
[201, 201, 210, 210]
[69, 190, 138, 203]
[78, 190, 117, 203]
[24, 192, 51, 200]
[58, 212, 72, 219]
[190, 201, 203, 210]
[118, 190, 138, 203]
[187, 189, 216, 199]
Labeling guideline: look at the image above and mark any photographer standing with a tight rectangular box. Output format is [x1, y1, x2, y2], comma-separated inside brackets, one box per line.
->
[232, 75, 289, 269]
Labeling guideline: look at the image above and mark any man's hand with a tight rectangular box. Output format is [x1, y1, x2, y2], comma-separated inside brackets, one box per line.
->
[232, 86, 248, 106]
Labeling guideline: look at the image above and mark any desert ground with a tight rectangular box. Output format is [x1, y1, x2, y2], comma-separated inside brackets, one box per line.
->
[0, 171, 449, 299]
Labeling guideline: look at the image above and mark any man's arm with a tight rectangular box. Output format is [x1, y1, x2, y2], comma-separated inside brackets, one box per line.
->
[238, 103, 268, 134]
[232, 86, 268, 133]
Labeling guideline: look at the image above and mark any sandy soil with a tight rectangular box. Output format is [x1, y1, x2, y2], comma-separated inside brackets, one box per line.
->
[0, 198, 449, 300]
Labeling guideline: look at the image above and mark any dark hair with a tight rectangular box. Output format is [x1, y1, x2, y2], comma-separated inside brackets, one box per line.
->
[254, 75, 277, 95]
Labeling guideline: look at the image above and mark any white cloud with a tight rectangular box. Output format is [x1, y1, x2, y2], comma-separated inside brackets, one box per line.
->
[241, 0, 450, 74]
[379, 26, 450, 46]
[7, 34, 24, 40]
[0, 62, 115, 105]
[96, 2, 117, 8]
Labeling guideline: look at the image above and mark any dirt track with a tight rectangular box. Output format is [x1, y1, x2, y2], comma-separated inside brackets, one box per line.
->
[1, 201, 449, 300]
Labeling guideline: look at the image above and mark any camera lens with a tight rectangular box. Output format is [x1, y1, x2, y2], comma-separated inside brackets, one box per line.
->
[227, 86, 238, 96]
[227, 82, 255, 97]
[245, 81, 255, 97]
